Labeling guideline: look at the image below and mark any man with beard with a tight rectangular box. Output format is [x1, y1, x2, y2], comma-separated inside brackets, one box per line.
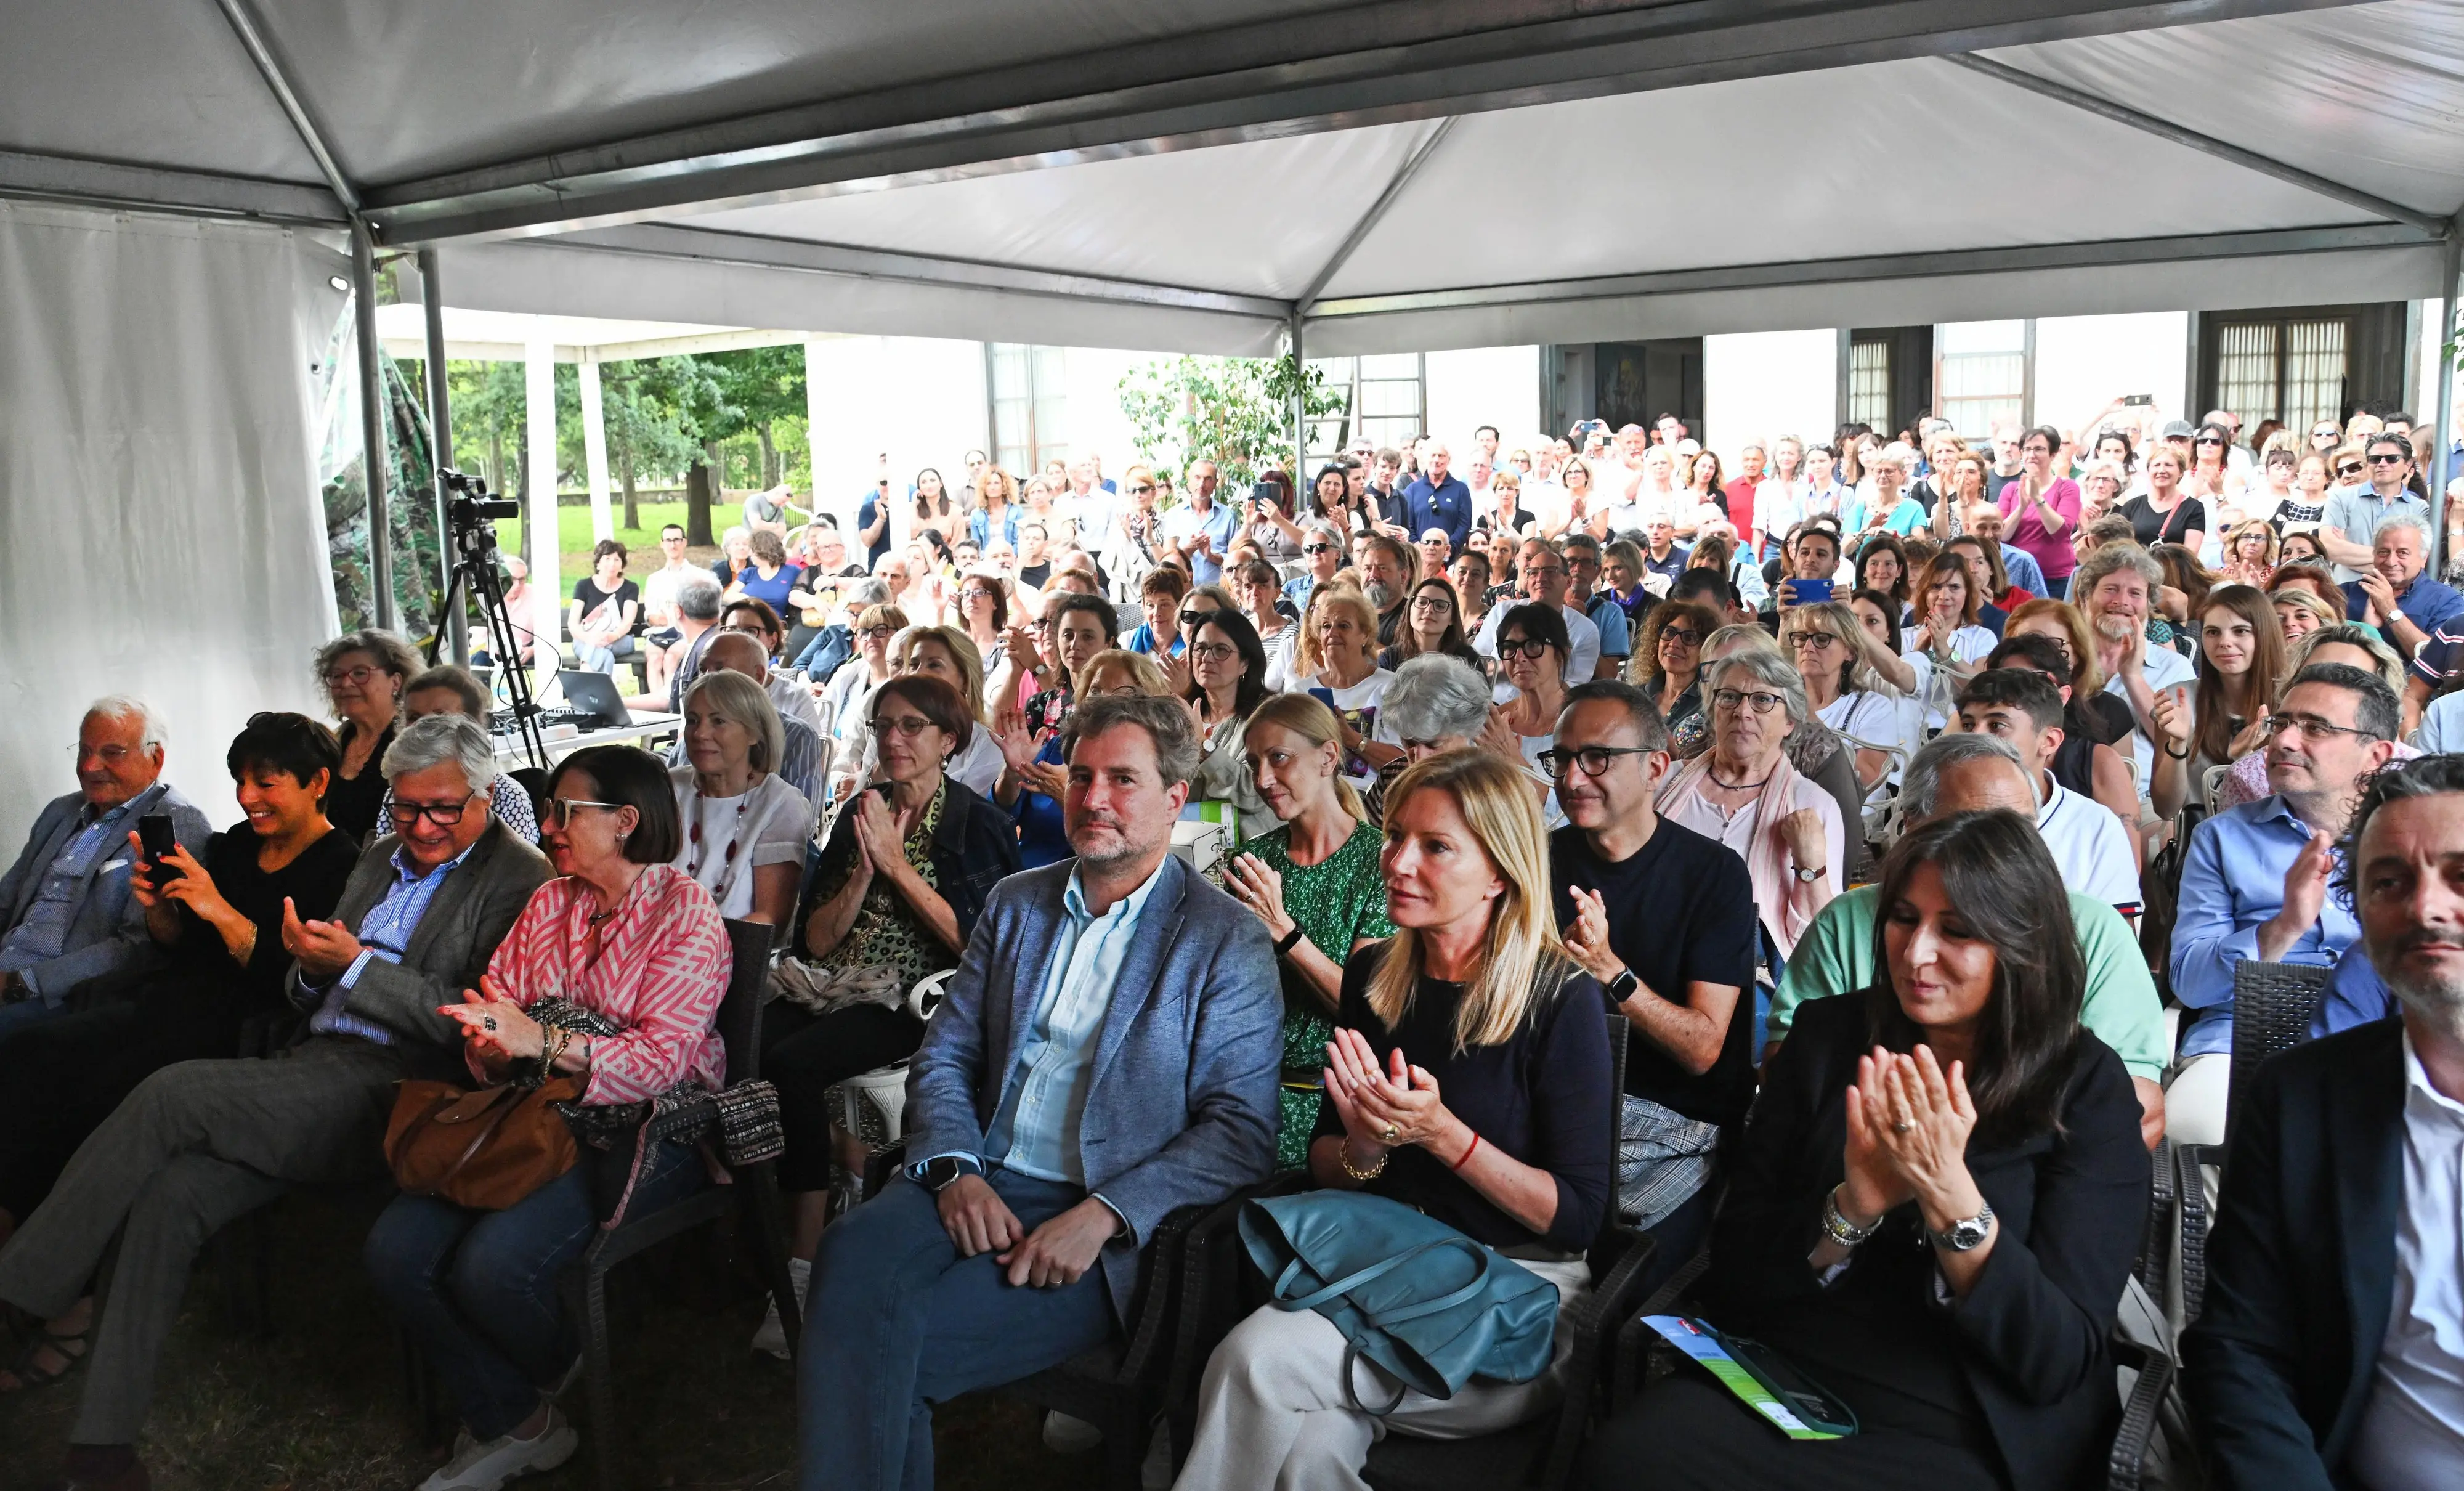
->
[2071, 542, 2195, 802]
[2168, 663, 2399, 1148]
[1358, 534, 1414, 648]
[1473, 537, 1603, 684]
[2185, 753, 2464, 1488]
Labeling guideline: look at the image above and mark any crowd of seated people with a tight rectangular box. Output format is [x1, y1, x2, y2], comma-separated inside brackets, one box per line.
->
[8, 412, 2464, 1490]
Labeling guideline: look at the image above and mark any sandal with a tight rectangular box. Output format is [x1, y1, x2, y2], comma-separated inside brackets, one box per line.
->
[0, 1320, 89, 1392]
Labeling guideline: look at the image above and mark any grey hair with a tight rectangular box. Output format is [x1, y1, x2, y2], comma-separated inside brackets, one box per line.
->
[1302, 518, 1346, 548]
[1061, 691, 1201, 789]
[677, 576, 725, 623]
[1902, 732, 2029, 823]
[2070, 542, 2163, 600]
[684, 669, 787, 776]
[1705, 650, 1810, 728]
[2373, 512, 2431, 546]
[84, 694, 168, 752]
[845, 578, 892, 609]
[314, 628, 423, 709]
[381, 712, 497, 796]
[1383, 655, 1493, 742]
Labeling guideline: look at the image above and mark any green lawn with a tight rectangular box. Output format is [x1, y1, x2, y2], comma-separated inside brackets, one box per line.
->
[494, 499, 703, 593]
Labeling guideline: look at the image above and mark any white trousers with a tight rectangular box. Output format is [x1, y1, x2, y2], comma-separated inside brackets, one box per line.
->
[1173, 1255, 1591, 1491]
[2163, 1051, 2231, 1150]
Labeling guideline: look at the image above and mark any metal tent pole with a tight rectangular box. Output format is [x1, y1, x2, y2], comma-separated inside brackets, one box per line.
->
[418, 248, 468, 664]
[352, 219, 394, 630]
[2431, 231, 2462, 577]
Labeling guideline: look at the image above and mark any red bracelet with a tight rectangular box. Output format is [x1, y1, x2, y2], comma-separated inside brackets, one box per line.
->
[1451, 1132, 1481, 1171]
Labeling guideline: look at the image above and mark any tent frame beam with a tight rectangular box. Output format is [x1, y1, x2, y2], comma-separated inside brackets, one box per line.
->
[211, 0, 360, 211]
[0, 149, 346, 224]
[1297, 118, 1459, 309]
[1946, 54, 2447, 237]
[1305, 222, 2441, 320]
[359, 0, 2375, 246]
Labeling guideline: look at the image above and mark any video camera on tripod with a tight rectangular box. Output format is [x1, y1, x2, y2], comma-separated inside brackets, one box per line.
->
[430, 469, 548, 771]
[442, 468, 521, 561]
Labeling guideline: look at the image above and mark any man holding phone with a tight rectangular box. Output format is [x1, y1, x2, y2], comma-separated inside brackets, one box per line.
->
[1760, 525, 1844, 632]
[0, 698, 209, 1047]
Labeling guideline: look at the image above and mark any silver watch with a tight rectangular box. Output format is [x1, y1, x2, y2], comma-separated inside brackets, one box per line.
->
[1929, 1202, 1995, 1252]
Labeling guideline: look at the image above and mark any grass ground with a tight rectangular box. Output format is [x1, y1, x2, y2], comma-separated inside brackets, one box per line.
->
[494, 500, 698, 596]
[0, 1187, 1101, 1491]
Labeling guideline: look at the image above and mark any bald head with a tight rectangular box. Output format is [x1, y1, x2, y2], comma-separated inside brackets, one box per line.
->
[702, 630, 770, 683]
[1925, 755, 2037, 821]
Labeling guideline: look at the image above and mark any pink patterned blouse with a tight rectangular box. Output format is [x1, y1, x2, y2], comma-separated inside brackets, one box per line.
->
[479, 863, 731, 1104]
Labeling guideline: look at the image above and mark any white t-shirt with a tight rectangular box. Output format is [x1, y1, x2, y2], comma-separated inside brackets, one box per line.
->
[641, 563, 692, 625]
[2036, 776, 2142, 915]
[2105, 644, 2198, 799]
[1817, 689, 1903, 805]
[667, 768, 813, 920]
[1523, 478, 1570, 534]
[1262, 625, 1303, 694]
[1308, 668, 1401, 746]
[1901, 625, 1998, 665]
[1061, 489, 1117, 552]
[1473, 602, 1603, 685]
[766, 671, 824, 738]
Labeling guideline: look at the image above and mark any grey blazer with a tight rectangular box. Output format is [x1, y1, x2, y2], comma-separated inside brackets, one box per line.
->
[0, 783, 211, 1005]
[906, 853, 1282, 1318]
[283, 818, 551, 1080]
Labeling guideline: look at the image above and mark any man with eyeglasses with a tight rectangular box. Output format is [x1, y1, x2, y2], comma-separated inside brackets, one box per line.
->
[1473, 537, 1602, 684]
[0, 698, 211, 1047]
[2167, 663, 2402, 1148]
[0, 713, 548, 1491]
[1545, 681, 1754, 1294]
[1560, 532, 1631, 676]
[2322, 434, 2430, 580]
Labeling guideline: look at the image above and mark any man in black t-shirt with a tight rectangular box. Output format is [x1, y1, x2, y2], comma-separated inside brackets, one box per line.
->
[1545, 680, 1756, 1293]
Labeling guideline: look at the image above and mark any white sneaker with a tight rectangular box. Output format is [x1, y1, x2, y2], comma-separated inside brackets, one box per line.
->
[751, 1256, 811, 1360]
[1042, 1411, 1104, 1453]
[417, 1405, 580, 1491]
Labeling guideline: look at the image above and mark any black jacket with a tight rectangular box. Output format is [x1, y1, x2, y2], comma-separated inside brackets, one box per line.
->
[2181, 1017, 2406, 1491]
[1708, 994, 2148, 1491]
[794, 778, 1021, 961]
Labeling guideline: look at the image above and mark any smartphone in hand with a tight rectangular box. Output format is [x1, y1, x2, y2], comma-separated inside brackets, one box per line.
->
[137, 813, 182, 882]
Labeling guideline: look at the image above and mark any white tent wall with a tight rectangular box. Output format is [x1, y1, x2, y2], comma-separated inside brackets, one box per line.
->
[1424, 348, 1542, 453]
[1703, 332, 1840, 469]
[804, 336, 992, 540]
[0, 204, 346, 834]
[2033, 313, 2195, 435]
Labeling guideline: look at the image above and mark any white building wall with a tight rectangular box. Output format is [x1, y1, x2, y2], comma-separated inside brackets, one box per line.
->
[2031, 312, 2190, 438]
[804, 334, 988, 533]
[1424, 346, 1542, 452]
[1703, 330, 1837, 469]
[1058, 346, 1148, 480]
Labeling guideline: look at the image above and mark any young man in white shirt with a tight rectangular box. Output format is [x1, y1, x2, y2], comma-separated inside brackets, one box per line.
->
[1953, 667, 2142, 920]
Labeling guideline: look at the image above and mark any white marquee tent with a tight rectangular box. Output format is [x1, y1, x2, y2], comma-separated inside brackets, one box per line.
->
[4, 0, 2462, 826]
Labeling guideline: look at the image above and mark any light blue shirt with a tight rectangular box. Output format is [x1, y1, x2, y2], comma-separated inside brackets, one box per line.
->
[307, 841, 475, 1044]
[1159, 499, 1239, 586]
[984, 860, 1168, 1185]
[2168, 795, 2361, 1057]
[0, 782, 164, 997]
[2001, 543, 2048, 598]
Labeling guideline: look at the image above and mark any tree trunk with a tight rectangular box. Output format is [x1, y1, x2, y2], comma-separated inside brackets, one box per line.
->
[758, 423, 780, 489]
[684, 437, 723, 546]
[620, 447, 639, 530]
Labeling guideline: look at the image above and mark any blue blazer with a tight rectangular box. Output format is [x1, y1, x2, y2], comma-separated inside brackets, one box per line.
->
[905, 853, 1282, 1317]
[0, 782, 211, 1004]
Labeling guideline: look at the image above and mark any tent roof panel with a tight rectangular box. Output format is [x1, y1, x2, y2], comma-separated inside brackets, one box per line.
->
[1982, 0, 2464, 218]
[673, 121, 1440, 302]
[1320, 55, 2383, 299]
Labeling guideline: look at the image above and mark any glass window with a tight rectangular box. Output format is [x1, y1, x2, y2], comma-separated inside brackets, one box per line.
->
[2205, 313, 2353, 437]
[1305, 354, 1425, 469]
[1847, 340, 1892, 430]
[1939, 320, 2028, 440]
[987, 343, 1068, 475]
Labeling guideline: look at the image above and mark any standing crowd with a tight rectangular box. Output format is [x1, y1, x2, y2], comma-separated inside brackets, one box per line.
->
[1, 404, 2460, 1491]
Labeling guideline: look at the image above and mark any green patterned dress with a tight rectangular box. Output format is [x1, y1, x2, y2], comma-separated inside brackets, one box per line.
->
[1247, 818, 1395, 1171]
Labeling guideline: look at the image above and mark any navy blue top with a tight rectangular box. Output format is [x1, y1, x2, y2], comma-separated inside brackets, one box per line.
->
[1402, 476, 1474, 552]
[1313, 948, 1613, 1251]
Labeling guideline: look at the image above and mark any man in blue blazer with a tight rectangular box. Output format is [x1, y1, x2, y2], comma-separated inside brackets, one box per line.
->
[800, 691, 1283, 1491]
[0, 697, 211, 1046]
[2185, 754, 2464, 1488]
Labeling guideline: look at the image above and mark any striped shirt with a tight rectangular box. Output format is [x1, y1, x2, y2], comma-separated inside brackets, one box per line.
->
[479, 864, 730, 1103]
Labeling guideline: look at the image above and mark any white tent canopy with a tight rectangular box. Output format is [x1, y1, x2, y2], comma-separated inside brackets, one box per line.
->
[7, 0, 2461, 357]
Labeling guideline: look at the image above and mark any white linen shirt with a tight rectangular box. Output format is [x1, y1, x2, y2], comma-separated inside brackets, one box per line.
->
[2350, 1029, 2464, 1490]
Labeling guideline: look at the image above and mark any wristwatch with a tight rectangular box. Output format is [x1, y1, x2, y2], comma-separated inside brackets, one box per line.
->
[1793, 864, 1826, 883]
[1603, 968, 1640, 1004]
[1929, 1202, 1995, 1252]
[919, 1155, 980, 1193]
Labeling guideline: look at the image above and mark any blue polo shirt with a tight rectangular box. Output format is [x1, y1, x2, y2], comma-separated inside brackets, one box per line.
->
[2343, 572, 2464, 656]
[1402, 476, 1473, 553]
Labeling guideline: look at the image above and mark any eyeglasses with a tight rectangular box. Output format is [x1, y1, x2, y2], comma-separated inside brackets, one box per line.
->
[542, 797, 622, 830]
[874, 713, 941, 739]
[1496, 637, 1554, 660]
[1179, 610, 1215, 628]
[1523, 564, 1565, 580]
[961, 587, 997, 603]
[1409, 595, 1453, 613]
[2368, 452, 2409, 465]
[1537, 745, 1651, 779]
[1791, 632, 1843, 651]
[2312, 426, 2341, 439]
[389, 795, 477, 826]
[1188, 642, 1239, 663]
[1658, 628, 1703, 647]
[1712, 688, 1785, 715]
[1129, 484, 1154, 494]
[324, 664, 386, 690]
[2269, 712, 2383, 744]
[70, 742, 135, 764]
[859, 625, 898, 641]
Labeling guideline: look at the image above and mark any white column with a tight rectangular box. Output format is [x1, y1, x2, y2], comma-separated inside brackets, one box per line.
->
[525, 334, 562, 670]
[578, 355, 613, 543]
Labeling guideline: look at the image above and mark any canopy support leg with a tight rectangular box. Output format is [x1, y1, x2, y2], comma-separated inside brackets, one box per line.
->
[352, 218, 394, 631]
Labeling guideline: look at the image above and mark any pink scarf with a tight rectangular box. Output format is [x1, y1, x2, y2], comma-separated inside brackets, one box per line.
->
[1656, 749, 1818, 959]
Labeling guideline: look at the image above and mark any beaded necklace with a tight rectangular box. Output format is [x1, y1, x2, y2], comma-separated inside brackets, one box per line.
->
[688, 787, 758, 909]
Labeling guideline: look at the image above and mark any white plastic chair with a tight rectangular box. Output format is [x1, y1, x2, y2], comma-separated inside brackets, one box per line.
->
[831, 969, 957, 1150]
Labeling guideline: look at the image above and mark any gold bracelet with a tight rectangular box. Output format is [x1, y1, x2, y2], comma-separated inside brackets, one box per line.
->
[1339, 1136, 1389, 1182]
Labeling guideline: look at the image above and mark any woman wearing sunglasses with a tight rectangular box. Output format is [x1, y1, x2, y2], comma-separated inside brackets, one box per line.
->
[1629, 599, 1720, 745]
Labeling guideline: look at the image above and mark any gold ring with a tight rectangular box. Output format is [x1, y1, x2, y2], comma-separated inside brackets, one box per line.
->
[1381, 1124, 1400, 1142]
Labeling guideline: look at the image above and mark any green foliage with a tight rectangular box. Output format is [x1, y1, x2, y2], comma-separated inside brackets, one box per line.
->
[1117, 354, 1342, 489]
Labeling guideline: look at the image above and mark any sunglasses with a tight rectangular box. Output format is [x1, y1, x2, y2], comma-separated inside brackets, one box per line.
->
[541, 797, 623, 830]
[1496, 637, 1554, 659]
[2195, 436, 2225, 446]
[1303, 543, 1335, 556]
[2368, 452, 2408, 465]
[2336, 464, 2364, 478]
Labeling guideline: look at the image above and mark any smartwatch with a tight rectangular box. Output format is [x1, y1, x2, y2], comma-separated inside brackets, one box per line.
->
[1603, 968, 1640, 1004]
[919, 1155, 980, 1193]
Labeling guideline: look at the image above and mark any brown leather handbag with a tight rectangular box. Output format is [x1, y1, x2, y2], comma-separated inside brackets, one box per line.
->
[385, 1077, 584, 1210]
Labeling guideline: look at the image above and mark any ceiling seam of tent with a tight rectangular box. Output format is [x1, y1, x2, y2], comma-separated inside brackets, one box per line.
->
[210, 0, 360, 214]
[1945, 52, 2452, 236]
[1294, 118, 1459, 310]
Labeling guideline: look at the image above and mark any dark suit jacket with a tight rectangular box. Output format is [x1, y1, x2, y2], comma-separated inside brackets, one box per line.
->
[0, 783, 211, 1004]
[283, 818, 551, 1081]
[1710, 994, 2149, 1491]
[906, 853, 1281, 1318]
[2181, 1017, 2407, 1491]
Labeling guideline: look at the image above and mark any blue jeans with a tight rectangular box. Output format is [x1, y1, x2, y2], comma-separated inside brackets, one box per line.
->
[367, 1136, 706, 1439]
[798, 1170, 1117, 1491]
[577, 635, 638, 674]
[0, 994, 71, 1052]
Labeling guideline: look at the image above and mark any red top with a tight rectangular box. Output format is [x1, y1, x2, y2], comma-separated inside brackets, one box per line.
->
[1722, 477, 1759, 542]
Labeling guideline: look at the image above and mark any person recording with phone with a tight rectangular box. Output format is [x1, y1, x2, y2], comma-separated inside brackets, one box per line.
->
[1238, 470, 1306, 567]
[0, 697, 211, 1049]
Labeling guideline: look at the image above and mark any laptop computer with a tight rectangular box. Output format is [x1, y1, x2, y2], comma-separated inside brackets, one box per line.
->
[554, 669, 631, 728]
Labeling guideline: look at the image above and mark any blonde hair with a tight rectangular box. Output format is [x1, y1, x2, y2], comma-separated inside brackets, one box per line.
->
[1367, 749, 1570, 1053]
[899, 624, 987, 720]
[1079, 648, 1171, 696]
[856, 603, 911, 635]
[1244, 693, 1369, 824]
[1297, 582, 1373, 678]
[683, 668, 787, 776]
